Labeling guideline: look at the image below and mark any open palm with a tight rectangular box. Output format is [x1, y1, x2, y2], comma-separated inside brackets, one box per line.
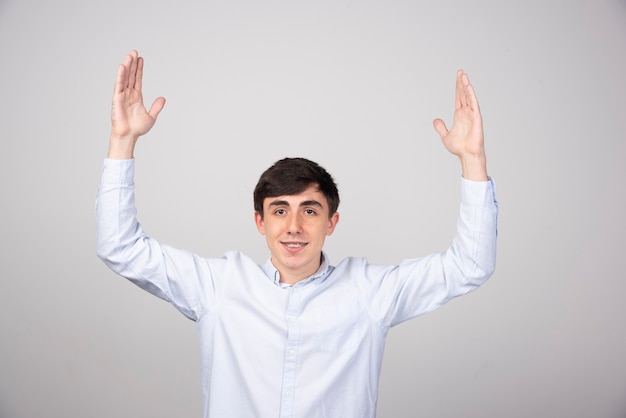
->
[111, 51, 165, 140]
[433, 70, 484, 158]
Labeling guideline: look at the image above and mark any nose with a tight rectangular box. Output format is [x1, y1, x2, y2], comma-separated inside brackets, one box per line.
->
[287, 213, 302, 234]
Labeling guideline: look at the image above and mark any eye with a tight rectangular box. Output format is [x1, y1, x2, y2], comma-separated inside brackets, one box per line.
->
[274, 208, 286, 216]
[304, 208, 317, 216]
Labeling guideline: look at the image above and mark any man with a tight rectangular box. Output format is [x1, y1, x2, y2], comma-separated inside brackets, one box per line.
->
[96, 50, 498, 418]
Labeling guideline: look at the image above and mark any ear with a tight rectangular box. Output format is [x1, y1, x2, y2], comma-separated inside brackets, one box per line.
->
[254, 211, 266, 235]
[326, 212, 340, 236]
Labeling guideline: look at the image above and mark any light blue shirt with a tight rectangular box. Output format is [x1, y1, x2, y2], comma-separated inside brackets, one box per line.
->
[96, 158, 498, 418]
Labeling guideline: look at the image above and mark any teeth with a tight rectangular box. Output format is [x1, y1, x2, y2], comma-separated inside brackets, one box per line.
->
[285, 243, 305, 248]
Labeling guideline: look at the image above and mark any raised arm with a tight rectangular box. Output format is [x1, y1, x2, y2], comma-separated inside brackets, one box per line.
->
[433, 70, 488, 181]
[108, 50, 166, 159]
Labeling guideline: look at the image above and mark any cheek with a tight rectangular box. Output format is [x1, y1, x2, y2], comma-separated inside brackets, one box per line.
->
[315, 222, 332, 237]
[264, 222, 282, 237]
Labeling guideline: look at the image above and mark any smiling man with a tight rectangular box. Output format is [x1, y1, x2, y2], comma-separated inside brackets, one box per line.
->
[96, 50, 498, 418]
[253, 158, 340, 285]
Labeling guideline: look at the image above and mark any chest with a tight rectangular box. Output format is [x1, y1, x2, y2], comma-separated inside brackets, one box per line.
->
[213, 277, 369, 354]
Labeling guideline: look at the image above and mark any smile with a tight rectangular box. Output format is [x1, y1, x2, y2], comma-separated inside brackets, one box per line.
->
[283, 242, 307, 248]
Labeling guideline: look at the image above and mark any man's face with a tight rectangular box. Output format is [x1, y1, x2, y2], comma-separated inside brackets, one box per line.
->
[254, 185, 339, 285]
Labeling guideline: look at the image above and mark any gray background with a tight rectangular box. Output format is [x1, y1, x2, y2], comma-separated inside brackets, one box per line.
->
[1, 0, 625, 417]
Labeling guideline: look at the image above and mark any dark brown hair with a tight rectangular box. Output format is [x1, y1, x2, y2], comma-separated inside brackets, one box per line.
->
[253, 157, 340, 218]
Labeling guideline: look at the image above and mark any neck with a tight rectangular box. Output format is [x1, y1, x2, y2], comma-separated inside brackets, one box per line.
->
[275, 254, 324, 285]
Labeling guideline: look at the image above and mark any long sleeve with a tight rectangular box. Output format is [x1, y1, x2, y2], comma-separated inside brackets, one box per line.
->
[95, 159, 213, 320]
[350, 177, 499, 327]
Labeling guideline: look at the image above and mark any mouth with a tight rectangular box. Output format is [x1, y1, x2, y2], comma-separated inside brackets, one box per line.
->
[281, 241, 307, 251]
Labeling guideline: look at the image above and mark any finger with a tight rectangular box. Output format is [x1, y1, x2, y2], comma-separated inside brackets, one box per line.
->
[148, 97, 166, 120]
[128, 50, 139, 89]
[461, 72, 473, 107]
[114, 63, 126, 94]
[432, 118, 449, 139]
[119, 53, 133, 90]
[455, 69, 466, 109]
[135, 56, 144, 92]
[466, 80, 480, 112]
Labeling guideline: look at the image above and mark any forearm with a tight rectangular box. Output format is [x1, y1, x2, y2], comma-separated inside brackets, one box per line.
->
[95, 159, 144, 272]
[107, 133, 139, 160]
[447, 176, 498, 284]
[459, 151, 488, 181]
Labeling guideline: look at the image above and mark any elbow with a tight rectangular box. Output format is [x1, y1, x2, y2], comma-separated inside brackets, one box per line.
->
[96, 234, 154, 278]
[470, 234, 498, 285]
[446, 241, 497, 287]
[96, 244, 112, 264]
[469, 253, 497, 286]
[481, 261, 496, 282]
[95, 234, 125, 269]
[96, 240, 117, 267]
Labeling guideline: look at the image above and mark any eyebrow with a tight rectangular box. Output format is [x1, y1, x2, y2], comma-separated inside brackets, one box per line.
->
[268, 199, 324, 209]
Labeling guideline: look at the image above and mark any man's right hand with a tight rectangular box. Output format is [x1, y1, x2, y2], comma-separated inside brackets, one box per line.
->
[108, 50, 165, 159]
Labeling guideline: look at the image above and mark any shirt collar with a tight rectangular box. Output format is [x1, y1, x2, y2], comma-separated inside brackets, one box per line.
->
[262, 252, 331, 288]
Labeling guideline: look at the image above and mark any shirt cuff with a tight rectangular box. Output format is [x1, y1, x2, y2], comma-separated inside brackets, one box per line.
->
[460, 176, 498, 207]
[100, 158, 135, 186]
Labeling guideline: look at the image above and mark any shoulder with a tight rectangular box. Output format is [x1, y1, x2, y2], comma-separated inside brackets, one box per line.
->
[203, 251, 269, 290]
[210, 250, 260, 269]
[332, 256, 395, 279]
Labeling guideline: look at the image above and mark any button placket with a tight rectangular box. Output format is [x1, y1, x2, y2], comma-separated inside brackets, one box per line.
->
[279, 286, 303, 418]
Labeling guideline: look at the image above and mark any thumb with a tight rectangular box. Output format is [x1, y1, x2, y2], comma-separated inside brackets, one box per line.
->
[432, 118, 448, 139]
[148, 97, 166, 120]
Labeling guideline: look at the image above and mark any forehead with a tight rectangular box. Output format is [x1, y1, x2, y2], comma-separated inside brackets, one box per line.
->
[263, 185, 328, 208]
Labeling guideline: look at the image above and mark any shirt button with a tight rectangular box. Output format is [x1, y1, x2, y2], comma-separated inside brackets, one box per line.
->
[288, 349, 295, 356]
[285, 390, 292, 397]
